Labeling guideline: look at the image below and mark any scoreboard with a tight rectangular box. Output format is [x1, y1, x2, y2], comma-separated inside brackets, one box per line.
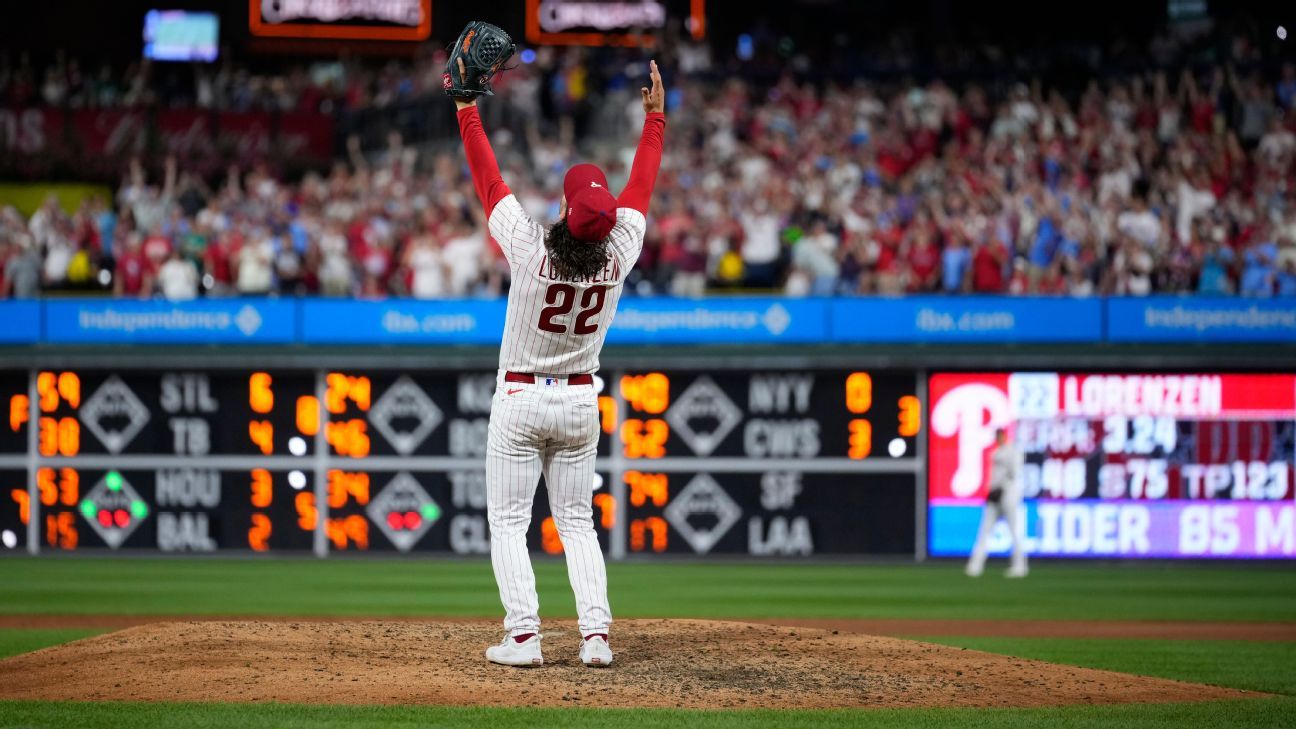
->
[0, 368, 922, 557]
[928, 372, 1296, 559]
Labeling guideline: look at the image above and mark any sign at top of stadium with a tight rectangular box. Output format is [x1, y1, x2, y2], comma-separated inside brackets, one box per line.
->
[538, 1, 667, 32]
[250, 0, 432, 41]
[526, 0, 705, 46]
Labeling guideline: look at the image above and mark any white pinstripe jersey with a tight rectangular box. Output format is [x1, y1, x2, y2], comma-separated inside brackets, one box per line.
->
[488, 195, 646, 374]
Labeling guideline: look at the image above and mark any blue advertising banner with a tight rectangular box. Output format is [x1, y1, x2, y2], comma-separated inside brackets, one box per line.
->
[831, 297, 1104, 343]
[43, 299, 297, 344]
[607, 298, 828, 344]
[25, 295, 1296, 346]
[0, 301, 40, 343]
[300, 299, 507, 345]
[1107, 297, 1296, 342]
[929, 500, 1296, 560]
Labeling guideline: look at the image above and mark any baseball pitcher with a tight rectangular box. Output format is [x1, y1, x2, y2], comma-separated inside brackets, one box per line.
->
[444, 21, 666, 667]
[965, 427, 1029, 578]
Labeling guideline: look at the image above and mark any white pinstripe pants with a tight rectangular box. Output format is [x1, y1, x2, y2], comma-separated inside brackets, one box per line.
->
[486, 373, 611, 637]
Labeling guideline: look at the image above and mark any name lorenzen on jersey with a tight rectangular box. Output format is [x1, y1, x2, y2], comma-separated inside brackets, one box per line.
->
[537, 255, 622, 284]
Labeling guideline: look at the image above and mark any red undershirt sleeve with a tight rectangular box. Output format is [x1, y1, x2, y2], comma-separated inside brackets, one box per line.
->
[618, 112, 666, 215]
[456, 105, 511, 216]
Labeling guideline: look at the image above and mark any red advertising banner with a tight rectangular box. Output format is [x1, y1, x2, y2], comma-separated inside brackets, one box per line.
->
[0, 106, 335, 175]
[217, 111, 273, 165]
[70, 110, 149, 158]
[0, 108, 62, 154]
[157, 110, 216, 159]
[277, 111, 335, 161]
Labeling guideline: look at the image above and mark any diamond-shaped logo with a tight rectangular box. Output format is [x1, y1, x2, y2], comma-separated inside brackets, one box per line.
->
[80, 376, 150, 454]
[367, 472, 440, 552]
[369, 376, 442, 455]
[662, 473, 741, 554]
[664, 375, 742, 456]
[762, 303, 791, 335]
[235, 305, 263, 336]
[78, 471, 149, 549]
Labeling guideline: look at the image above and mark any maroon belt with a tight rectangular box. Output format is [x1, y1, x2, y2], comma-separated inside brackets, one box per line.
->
[505, 372, 594, 386]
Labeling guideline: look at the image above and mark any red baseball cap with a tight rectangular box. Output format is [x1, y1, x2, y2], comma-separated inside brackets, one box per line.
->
[563, 164, 617, 243]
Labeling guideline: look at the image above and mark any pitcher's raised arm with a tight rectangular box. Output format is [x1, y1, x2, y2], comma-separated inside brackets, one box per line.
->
[455, 100, 511, 216]
[618, 60, 666, 215]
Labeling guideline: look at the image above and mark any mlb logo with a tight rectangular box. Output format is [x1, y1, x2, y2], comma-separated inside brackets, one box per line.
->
[545, 378, 556, 386]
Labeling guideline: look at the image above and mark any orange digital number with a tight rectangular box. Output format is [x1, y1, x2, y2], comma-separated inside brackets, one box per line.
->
[327, 470, 370, 508]
[541, 517, 563, 554]
[296, 396, 320, 436]
[58, 373, 80, 408]
[37, 467, 56, 506]
[621, 418, 668, 458]
[326, 515, 369, 550]
[249, 513, 272, 552]
[250, 469, 273, 508]
[620, 373, 670, 414]
[249, 420, 274, 455]
[10, 489, 29, 525]
[845, 372, 873, 414]
[295, 491, 317, 530]
[326, 419, 370, 458]
[58, 468, 78, 505]
[629, 516, 668, 552]
[45, 512, 77, 549]
[848, 419, 872, 459]
[9, 394, 28, 432]
[249, 372, 274, 414]
[897, 395, 921, 437]
[37, 468, 78, 506]
[38, 418, 55, 456]
[325, 373, 371, 414]
[625, 471, 668, 507]
[597, 395, 617, 434]
[37, 372, 79, 412]
[592, 493, 616, 530]
[37, 372, 57, 412]
[38, 417, 79, 456]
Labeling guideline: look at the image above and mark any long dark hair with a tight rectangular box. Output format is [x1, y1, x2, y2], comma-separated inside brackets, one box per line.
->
[544, 219, 610, 280]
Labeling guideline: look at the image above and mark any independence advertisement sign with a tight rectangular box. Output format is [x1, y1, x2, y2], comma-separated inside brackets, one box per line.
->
[607, 298, 827, 344]
[43, 299, 296, 344]
[1108, 297, 1296, 342]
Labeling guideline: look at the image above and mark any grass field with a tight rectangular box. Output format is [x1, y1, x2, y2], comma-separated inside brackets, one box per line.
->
[0, 558, 1293, 728]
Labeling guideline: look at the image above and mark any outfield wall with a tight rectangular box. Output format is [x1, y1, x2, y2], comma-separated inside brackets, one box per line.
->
[1, 296, 1293, 561]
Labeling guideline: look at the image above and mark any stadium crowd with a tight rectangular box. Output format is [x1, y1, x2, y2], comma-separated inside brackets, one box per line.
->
[5, 34, 1296, 299]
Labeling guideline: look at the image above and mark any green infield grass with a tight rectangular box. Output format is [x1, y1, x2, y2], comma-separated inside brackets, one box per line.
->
[0, 558, 1293, 622]
[0, 629, 103, 660]
[0, 697, 1292, 729]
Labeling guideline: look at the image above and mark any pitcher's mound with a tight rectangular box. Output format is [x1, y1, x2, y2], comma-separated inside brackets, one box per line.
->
[0, 619, 1255, 709]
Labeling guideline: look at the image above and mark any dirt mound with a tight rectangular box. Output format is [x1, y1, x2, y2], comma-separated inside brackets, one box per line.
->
[0, 619, 1257, 709]
[4, 614, 1293, 641]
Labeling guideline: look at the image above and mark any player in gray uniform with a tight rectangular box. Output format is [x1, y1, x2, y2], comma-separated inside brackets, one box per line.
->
[966, 427, 1029, 578]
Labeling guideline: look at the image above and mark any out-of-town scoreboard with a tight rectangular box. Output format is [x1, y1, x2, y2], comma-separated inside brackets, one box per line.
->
[0, 368, 922, 557]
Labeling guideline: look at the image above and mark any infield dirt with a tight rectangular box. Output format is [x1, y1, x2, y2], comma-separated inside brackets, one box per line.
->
[0, 619, 1261, 709]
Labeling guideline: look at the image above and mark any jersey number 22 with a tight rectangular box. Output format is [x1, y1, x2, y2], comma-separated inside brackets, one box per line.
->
[538, 283, 607, 335]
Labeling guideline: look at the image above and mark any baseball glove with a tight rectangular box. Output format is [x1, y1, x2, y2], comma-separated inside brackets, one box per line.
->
[442, 21, 516, 98]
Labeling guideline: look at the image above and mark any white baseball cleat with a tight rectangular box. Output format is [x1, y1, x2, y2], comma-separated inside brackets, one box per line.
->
[580, 636, 613, 667]
[486, 634, 543, 667]
[1005, 565, 1029, 579]
[965, 564, 983, 578]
